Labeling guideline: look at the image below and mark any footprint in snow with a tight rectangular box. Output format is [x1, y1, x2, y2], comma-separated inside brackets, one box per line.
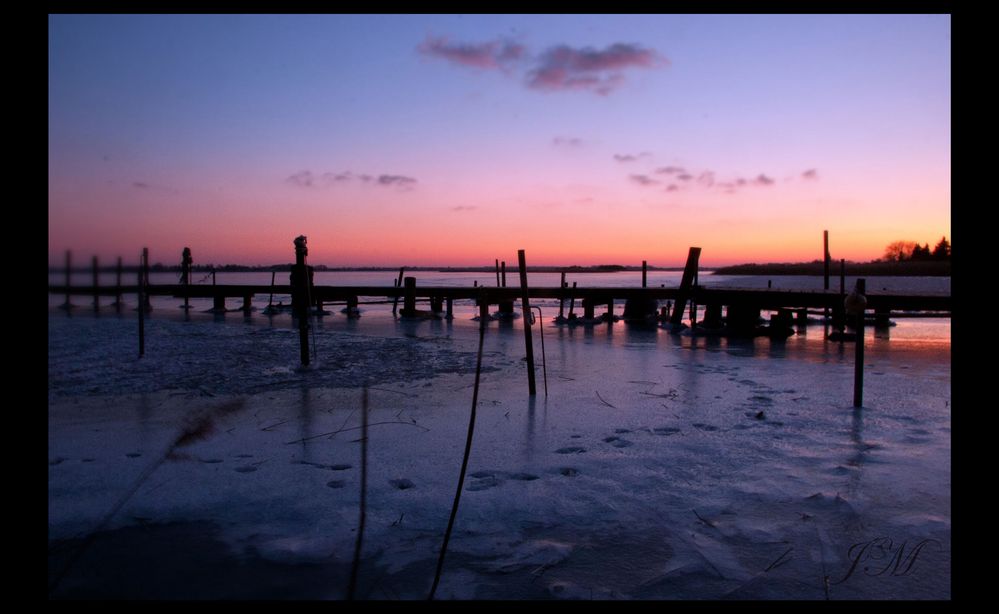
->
[234, 466, 258, 473]
[390, 478, 415, 490]
[326, 480, 346, 489]
[556, 446, 586, 454]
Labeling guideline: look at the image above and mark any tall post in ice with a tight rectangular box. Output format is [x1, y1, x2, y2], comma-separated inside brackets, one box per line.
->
[138, 248, 147, 357]
[846, 279, 867, 408]
[292, 236, 310, 366]
[518, 249, 537, 396]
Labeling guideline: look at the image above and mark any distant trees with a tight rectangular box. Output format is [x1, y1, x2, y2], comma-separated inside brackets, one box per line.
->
[882, 237, 950, 262]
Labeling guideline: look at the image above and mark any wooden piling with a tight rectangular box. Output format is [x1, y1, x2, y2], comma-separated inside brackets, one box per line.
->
[669, 247, 701, 328]
[518, 250, 537, 396]
[479, 296, 489, 321]
[138, 249, 146, 357]
[606, 299, 614, 324]
[824, 230, 830, 291]
[558, 272, 566, 319]
[583, 298, 595, 320]
[568, 281, 577, 318]
[446, 297, 453, 320]
[92, 256, 99, 311]
[392, 267, 405, 315]
[63, 250, 72, 309]
[242, 295, 253, 313]
[403, 276, 417, 316]
[851, 279, 867, 407]
[213, 296, 226, 312]
[181, 247, 192, 310]
[642, 260, 647, 288]
[114, 256, 123, 312]
[501, 261, 507, 288]
[292, 236, 310, 366]
[495, 259, 501, 287]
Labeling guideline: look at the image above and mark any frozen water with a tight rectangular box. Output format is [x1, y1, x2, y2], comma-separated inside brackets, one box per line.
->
[48, 292, 950, 599]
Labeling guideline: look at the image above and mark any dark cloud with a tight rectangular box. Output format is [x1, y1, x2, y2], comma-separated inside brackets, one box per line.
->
[378, 175, 417, 188]
[418, 36, 525, 70]
[553, 136, 585, 148]
[754, 174, 775, 186]
[697, 171, 715, 187]
[287, 170, 416, 189]
[655, 166, 686, 175]
[665, 184, 679, 192]
[802, 169, 818, 180]
[132, 182, 150, 189]
[629, 174, 659, 187]
[613, 152, 651, 163]
[677, 173, 693, 181]
[451, 205, 477, 212]
[526, 43, 665, 95]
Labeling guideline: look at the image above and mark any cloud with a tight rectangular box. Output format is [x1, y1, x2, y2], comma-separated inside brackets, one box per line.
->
[629, 174, 659, 187]
[802, 169, 819, 180]
[655, 166, 686, 175]
[377, 175, 417, 188]
[613, 152, 651, 163]
[753, 174, 775, 186]
[132, 181, 150, 190]
[677, 173, 693, 181]
[418, 36, 525, 70]
[553, 136, 584, 148]
[526, 43, 666, 95]
[286, 170, 416, 189]
[697, 171, 715, 187]
[451, 205, 478, 212]
[665, 184, 679, 192]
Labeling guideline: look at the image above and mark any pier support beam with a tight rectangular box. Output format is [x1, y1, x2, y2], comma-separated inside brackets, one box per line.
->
[446, 297, 453, 320]
[242, 295, 253, 313]
[518, 249, 537, 396]
[703, 304, 723, 329]
[402, 277, 416, 317]
[583, 298, 595, 320]
[669, 247, 702, 328]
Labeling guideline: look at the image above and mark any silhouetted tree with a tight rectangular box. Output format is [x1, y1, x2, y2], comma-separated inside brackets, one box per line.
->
[884, 240, 918, 262]
[932, 236, 951, 260]
[911, 243, 932, 261]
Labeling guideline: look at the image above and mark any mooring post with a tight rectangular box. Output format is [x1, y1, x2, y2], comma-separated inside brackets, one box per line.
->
[63, 250, 72, 310]
[670, 247, 702, 328]
[138, 248, 146, 357]
[501, 261, 507, 288]
[181, 247, 192, 310]
[292, 236, 310, 366]
[642, 260, 647, 288]
[392, 267, 405, 315]
[518, 249, 537, 396]
[479, 295, 490, 321]
[558, 272, 566, 319]
[402, 276, 417, 317]
[92, 255, 99, 311]
[824, 230, 830, 292]
[446, 297, 453, 320]
[142, 248, 151, 312]
[495, 259, 501, 287]
[606, 299, 614, 324]
[846, 279, 867, 407]
[114, 256, 123, 312]
[568, 281, 578, 318]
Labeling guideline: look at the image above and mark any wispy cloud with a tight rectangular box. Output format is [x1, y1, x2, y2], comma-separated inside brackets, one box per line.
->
[753, 174, 775, 186]
[655, 166, 686, 175]
[286, 170, 417, 190]
[419, 36, 666, 96]
[553, 136, 585, 148]
[676, 173, 693, 181]
[614, 152, 652, 163]
[802, 169, 819, 180]
[629, 174, 660, 187]
[417, 36, 525, 70]
[526, 43, 665, 95]
[131, 180, 178, 194]
[451, 205, 478, 212]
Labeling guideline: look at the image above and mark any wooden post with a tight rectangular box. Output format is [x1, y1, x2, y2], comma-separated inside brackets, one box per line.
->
[242, 295, 253, 313]
[403, 276, 416, 316]
[92, 256, 99, 311]
[518, 249, 537, 396]
[142, 248, 151, 312]
[670, 247, 701, 327]
[840, 259, 846, 296]
[63, 250, 72, 309]
[114, 256, 123, 312]
[446, 297, 453, 320]
[138, 249, 146, 357]
[292, 236, 310, 366]
[558, 271, 566, 319]
[568, 281, 577, 318]
[606, 299, 614, 324]
[479, 296, 489, 321]
[583, 298, 595, 320]
[181, 247, 192, 310]
[642, 260, 647, 288]
[392, 267, 405, 315]
[848, 279, 867, 408]
[823, 230, 830, 291]
[347, 296, 360, 318]
[501, 261, 507, 288]
[495, 259, 501, 287]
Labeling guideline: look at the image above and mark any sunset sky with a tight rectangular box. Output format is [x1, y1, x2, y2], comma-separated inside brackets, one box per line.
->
[48, 14, 950, 268]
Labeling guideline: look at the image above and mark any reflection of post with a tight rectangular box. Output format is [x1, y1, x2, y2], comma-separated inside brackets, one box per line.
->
[845, 279, 867, 408]
[518, 249, 536, 396]
[292, 236, 310, 366]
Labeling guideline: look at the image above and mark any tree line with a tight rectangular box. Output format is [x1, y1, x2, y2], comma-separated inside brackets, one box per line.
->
[882, 237, 950, 262]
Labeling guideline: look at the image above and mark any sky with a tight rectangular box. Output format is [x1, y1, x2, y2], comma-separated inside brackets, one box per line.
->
[48, 14, 951, 268]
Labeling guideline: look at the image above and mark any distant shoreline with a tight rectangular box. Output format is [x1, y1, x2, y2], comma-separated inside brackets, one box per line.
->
[711, 261, 951, 277]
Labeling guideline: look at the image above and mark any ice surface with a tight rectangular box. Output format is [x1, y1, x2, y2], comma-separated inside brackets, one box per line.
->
[48, 303, 950, 599]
